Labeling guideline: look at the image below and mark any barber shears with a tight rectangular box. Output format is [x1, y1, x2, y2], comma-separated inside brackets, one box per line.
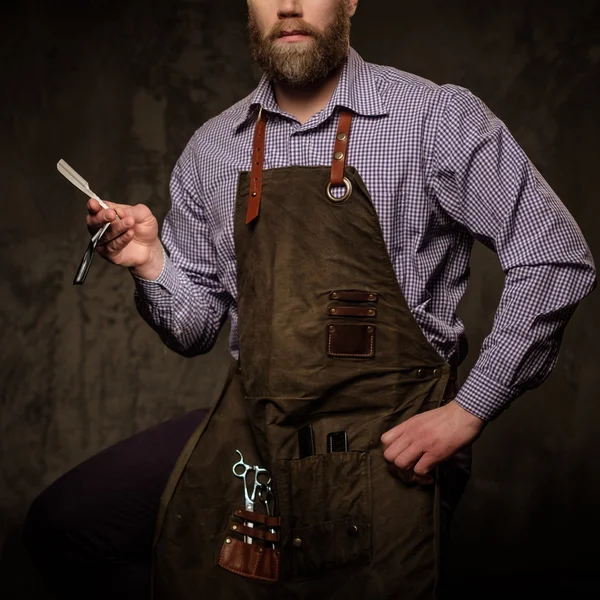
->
[232, 450, 272, 543]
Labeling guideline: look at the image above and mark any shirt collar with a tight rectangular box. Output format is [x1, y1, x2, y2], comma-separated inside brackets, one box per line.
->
[234, 47, 388, 130]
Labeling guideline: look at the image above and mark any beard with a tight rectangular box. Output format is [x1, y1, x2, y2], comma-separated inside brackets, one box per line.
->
[247, 2, 351, 88]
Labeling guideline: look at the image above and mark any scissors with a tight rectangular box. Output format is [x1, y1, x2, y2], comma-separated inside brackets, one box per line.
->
[232, 450, 271, 543]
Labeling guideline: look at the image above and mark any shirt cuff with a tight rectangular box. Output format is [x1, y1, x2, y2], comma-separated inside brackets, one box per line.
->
[133, 250, 180, 303]
[454, 367, 519, 421]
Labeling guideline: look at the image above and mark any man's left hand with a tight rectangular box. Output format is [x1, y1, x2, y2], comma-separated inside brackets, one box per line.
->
[381, 401, 486, 485]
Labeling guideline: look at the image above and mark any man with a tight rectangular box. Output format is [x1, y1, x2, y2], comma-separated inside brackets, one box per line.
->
[24, 1, 595, 599]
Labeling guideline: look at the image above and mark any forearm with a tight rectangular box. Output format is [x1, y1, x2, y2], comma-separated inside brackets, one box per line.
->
[133, 249, 230, 357]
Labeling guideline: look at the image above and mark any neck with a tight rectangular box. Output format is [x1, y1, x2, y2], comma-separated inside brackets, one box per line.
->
[272, 62, 345, 125]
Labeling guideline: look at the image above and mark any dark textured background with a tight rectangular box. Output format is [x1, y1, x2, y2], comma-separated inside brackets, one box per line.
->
[1, 0, 599, 597]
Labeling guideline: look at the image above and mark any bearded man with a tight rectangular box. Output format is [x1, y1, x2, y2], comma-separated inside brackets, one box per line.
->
[24, 1, 595, 599]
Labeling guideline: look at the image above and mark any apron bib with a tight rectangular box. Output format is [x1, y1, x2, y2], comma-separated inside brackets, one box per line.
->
[152, 108, 458, 600]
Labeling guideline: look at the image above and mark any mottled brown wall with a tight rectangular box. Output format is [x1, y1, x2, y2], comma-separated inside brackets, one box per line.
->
[1, 0, 599, 597]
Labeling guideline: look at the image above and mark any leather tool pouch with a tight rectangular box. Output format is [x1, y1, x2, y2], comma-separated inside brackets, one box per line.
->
[276, 452, 372, 579]
[218, 508, 281, 582]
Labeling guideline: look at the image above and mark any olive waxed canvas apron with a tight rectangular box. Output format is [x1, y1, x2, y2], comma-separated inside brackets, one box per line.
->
[152, 108, 460, 600]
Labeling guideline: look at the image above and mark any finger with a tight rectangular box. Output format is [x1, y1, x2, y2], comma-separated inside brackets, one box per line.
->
[383, 433, 412, 463]
[413, 453, 437, 479]
[86, 207, 117, 234]
[87, 198, 134, 219]
[393, 443, 424, 472]
[87, 198, 103, 215]
[99, 215, 135, 242]
[381, 421, 407, 447]
[98, 227, 134, 257]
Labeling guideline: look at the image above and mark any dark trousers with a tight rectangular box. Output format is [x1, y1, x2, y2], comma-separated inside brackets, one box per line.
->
[23, 408, 208, 600]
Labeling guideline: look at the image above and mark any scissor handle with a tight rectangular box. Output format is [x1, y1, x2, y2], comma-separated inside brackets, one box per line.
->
[232, 449, 250, 477]
[254, 468, 271, 487]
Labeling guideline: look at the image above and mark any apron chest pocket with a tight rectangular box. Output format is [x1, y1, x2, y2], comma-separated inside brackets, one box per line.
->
[276, 451, 372, 578]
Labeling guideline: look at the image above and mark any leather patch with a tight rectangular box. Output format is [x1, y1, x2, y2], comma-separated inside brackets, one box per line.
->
[231, 522, 280, 543]
[218, 537, 279, 583]
[234, 508, 281, 528]
[328, 306, 377, 318]
[327, 324, 375, 358]
[329, 291, 378, 303]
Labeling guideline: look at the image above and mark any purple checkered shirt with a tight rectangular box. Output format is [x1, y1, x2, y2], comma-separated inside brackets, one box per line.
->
[134, 48, 595, 421]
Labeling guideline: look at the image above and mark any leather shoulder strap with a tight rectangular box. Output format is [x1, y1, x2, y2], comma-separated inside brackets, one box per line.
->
[330, 110, 353, 185]
[245, 106, 267, 225]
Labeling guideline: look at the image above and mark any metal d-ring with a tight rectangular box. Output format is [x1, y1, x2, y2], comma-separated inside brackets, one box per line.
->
[326, 177, 352, 203]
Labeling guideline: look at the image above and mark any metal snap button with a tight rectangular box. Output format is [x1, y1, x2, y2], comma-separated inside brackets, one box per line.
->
[347, 525, 359, 537]
[334, 151, 344, 160]
[337, 132, 347, 141]
[293, 537, 303, 548]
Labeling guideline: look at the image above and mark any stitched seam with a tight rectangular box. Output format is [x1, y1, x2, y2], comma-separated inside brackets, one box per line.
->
[328, 332, 374, 357]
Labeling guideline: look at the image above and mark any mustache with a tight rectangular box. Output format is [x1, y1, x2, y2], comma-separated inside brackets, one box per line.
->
[267, 19, 320, 41]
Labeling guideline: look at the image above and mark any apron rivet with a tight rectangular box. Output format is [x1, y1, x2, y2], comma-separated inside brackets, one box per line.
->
[347, 525, 359, 536]
[367, 326, 373, 332]
[334, 151, 344, 160]
[293, 537, 303, 548]
[225, 538, 232, 544]
[332, 292, 338, 299]
[337, 132, 347, 141]
[252, 191, 257, 197]
[368, 294, 375, 300]
[433, 368, 441, 378]
[330, 308, 337, 315]
[329, 325, 335, 332]
[258, 547, 263, 553]
[176, 514, 182, 519]
[232, 525, 238, 530]
[368, 309, 375, 316]
[417, 368, 426, 378]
